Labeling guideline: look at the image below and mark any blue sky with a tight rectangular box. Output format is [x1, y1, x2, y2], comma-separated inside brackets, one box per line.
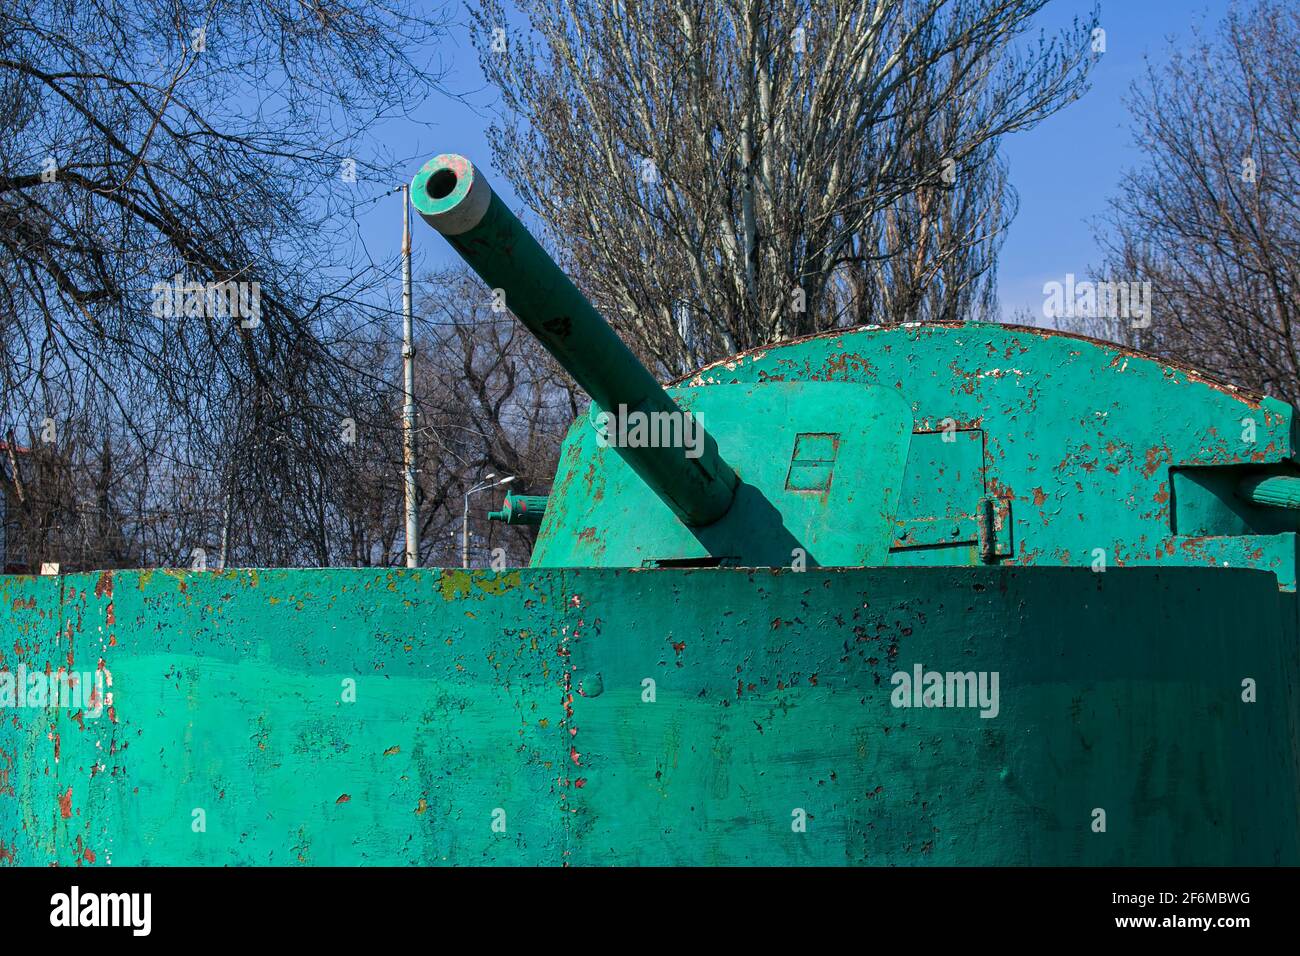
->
[998, 0, 1233, 321]
[352, 0, 1237, 322]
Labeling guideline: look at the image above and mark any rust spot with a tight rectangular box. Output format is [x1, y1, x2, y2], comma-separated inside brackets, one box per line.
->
[987, 477, 1014, 499]
[1032, 487, 1046, 505]
[336, 794, 351, 804]
[94, 571, 113, 599]
[58, 786, 72, 819]
[1142, 444, 1171, 479]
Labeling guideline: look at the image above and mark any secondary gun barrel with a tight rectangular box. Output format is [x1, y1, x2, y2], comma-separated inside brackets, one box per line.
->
[1237, 473, 1300, 509]
[488, 492, 548, 526]
[410, 154, 738, 526]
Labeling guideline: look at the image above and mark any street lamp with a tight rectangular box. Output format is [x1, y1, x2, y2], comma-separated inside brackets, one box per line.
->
[463, 474, 515, 568]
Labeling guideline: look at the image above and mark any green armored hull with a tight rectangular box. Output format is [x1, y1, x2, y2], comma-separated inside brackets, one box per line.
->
[1, 564, 1295, 866]
[3, 155, 1298, 866]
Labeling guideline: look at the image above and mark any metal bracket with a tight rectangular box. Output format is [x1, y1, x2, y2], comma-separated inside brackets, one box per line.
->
[977, 496, 1013, 563]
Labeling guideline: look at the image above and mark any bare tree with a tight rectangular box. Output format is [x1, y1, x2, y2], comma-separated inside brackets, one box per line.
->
[0, 0, 446, 568]
[1083, 0, 1300, 405]
[415, 268, 579, 567]
[473, 0, 1097, 373]
[838, 75, 1016, 328]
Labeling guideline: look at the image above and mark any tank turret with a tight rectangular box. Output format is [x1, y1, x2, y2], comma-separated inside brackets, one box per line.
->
[413, 152, 1300, 583]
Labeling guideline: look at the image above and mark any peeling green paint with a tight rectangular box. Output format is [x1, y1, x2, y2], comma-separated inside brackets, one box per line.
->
[1, 565, 1295, 866]
[536, 324, 1299, 593]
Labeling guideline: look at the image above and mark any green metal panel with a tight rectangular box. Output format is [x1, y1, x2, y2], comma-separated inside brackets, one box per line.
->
[530, 323, 1297, 589]
[533, 381, 913, 568]
[890, 428, 984, 562]
[1, 567, 1295, 866]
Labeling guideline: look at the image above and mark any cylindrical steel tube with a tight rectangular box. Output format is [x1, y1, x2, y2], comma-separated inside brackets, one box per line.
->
[410, 154, 737, 526]
[488, 492, 548, 526]
[1238, 474, 1300, 510]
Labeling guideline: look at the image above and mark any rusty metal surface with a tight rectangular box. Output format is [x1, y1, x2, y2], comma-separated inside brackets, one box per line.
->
[536, 323, 1297, 593]
[536, 381, 913, 568]
[1, 566, 1295, 866]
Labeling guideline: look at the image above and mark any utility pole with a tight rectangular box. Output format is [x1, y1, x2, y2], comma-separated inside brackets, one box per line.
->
[401, 184, 418, 568]
[218, 484, 231, 571]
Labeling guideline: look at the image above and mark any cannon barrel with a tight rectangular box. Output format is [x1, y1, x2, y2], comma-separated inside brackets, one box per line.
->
[411, 154, 738, 526]
[1238, 473, 1300, 509]
[488, 492, 548, 526]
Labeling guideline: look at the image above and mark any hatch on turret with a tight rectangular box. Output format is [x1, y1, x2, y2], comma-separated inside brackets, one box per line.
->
[890, 427, 986, 565]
